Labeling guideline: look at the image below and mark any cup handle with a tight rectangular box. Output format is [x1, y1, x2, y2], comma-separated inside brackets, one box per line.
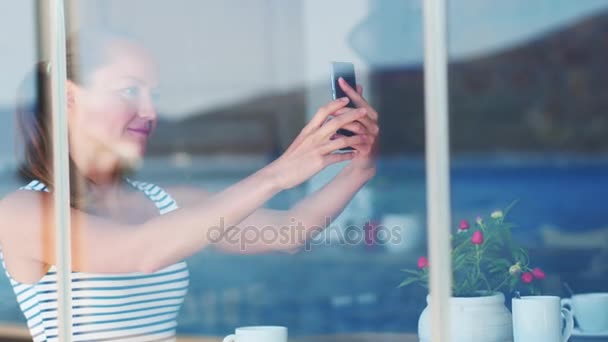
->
[560, 298, 572, 311]
[561, 307, 574, 342]
[222, 334, 236, 342]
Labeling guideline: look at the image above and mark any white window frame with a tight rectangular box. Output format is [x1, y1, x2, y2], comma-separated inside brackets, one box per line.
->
[423, 0, 453, 341]
[43, 1, 73, 340]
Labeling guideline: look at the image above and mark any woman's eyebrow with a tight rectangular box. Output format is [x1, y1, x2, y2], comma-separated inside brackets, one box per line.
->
[119, 75, 158, 87]
[120, 76, 145, 84]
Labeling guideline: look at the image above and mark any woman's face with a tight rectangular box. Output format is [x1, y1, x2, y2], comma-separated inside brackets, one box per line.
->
[68, 39, 159, 168]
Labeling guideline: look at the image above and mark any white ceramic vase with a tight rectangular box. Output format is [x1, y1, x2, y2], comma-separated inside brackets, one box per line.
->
[418, 292, 513, 342]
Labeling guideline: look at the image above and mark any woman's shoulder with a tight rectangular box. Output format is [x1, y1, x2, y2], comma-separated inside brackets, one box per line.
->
[0, 179, 52, 213]
[0, 180, 50, 207]
[0, 182, 51, 246]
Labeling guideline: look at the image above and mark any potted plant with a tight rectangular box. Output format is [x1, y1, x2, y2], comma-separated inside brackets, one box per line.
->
[399, 203, 545, 342]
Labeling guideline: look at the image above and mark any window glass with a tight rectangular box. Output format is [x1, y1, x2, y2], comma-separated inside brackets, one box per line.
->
[448, 0, 608, 339]
[0, 1, 431, 340]
[0, 1, 44, 339]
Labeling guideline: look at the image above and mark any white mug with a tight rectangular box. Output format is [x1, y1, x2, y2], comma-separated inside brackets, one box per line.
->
[562, 293, 608, 333]
[222, 326, 288, 342]
[512, 296, 574, 342]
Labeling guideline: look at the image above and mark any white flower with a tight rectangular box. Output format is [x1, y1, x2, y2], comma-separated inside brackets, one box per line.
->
[491, 210, 504, 219]
[509, 263, 522, 275]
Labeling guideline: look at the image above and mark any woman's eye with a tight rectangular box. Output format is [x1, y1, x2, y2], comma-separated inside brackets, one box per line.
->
[119, 87, 139, 98]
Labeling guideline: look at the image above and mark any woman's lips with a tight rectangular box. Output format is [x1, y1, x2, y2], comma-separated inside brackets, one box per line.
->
[127, 127, 151, 136]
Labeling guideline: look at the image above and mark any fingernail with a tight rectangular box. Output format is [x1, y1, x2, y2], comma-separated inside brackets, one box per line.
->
[340, 97, 349, 102]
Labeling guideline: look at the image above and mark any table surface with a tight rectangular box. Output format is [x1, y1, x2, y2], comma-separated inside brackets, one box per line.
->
[177, 334, 608, 342]
[0, 325, 419, 342]
[178, 333, 418, 342]
[4, 324, 608, 342]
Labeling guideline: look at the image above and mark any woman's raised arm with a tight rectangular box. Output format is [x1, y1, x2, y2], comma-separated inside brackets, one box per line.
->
[0, 97, 368, 275]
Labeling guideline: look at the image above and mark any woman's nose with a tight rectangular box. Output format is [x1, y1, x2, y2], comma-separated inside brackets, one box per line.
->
[137, 93, 158, 120]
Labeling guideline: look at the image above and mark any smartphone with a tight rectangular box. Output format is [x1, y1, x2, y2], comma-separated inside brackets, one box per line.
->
[330, 61, 357, 151]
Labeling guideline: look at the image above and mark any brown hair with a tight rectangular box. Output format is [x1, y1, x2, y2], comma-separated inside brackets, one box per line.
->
[15, 28, 132, 208]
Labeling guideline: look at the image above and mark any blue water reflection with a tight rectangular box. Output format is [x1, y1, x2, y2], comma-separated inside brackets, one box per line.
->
[1, 155, 606, 335]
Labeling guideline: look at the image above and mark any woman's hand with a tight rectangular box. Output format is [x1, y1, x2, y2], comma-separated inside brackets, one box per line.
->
[336, 77, 379, 173]
[265, 97, 371, 190]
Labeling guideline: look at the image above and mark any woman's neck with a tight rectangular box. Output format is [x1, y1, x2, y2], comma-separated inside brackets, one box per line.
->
[80, 174, 128, 216]
[72, 157, 127, 212]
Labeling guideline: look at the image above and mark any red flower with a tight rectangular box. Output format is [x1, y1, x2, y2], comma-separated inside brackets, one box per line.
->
[471, 230, 484, 245]
[459, 220, 470, 231]
[532, 267, 545, 280]
[418, 256, 429, 269]
[521, 272, 534, 284]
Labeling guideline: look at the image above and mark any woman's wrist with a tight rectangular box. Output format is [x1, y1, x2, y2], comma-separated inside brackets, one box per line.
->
[341, 163, 376, 183]
[257, 163, 286, 193]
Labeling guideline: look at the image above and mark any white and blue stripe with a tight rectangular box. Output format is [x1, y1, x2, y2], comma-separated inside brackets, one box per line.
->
[0, 179, 189, 341]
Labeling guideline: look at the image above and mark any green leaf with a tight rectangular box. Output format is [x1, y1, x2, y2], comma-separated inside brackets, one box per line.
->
[400, 269, 422, 276]
[397, 278, 420, 288]
[503, 200, 519, 218]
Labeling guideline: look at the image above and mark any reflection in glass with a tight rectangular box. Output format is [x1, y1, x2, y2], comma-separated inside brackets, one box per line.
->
[447, 0, 608, 339]
[9, 0, 608, 340]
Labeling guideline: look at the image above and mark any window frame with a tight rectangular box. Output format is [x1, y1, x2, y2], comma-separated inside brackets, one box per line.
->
[422, 0, 453, 340]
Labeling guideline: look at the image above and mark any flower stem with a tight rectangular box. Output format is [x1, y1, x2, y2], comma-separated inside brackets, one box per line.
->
[492, 274, 510, 292]
[476, 245, 491, 292]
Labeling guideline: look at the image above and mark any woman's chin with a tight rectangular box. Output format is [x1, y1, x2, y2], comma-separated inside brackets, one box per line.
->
[114, 141, 146, 169]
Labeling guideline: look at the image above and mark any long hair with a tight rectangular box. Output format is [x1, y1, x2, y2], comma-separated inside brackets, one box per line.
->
[15, 28, 131, 209]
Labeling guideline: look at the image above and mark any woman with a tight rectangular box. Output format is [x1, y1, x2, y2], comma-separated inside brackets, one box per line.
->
[0, 29, 379, 341]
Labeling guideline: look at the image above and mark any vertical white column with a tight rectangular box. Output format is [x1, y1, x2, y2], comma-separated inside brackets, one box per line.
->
[48, 0, 73, 340]
[422, 0, 452, 341]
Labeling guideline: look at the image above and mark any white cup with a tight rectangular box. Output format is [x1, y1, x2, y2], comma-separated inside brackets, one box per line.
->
[512, 296, 574, 342]
[561, 293, 608, 333]
[222, 326, 287, 342]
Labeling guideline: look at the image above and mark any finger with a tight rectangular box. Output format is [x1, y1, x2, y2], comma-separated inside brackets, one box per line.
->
[334, 107, 354, 116]
[319, 134, 369, 155]
[322, 150, 356, 166]
[306, 97, 350, 131]
[321, 107, 357, 128]
[355, 115, 379, 135]
[339, 77, 368, 109]
[357, 84, 363, 96]
[318, 108, 368, 138]
[321, 107, 360, 130]
[339, 78, 378, 120]
[337, 121, 367, 135]
[327, 109, 377, 135]
[349, 143, 373, 155]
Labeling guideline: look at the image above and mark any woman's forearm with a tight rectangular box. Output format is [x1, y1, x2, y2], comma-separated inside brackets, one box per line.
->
[281, 164, 375, 250]
[199, 164, 375, 255]
[136, 167, 282, 272]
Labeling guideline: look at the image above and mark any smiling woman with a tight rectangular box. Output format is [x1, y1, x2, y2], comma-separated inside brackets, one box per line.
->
[0, 24, 379, 341]
[15, 29, 157, 208]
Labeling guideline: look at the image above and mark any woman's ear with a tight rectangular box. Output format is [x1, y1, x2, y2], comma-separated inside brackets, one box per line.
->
[66, 80, 77, 110]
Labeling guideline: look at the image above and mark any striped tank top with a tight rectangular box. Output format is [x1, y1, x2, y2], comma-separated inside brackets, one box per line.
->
[0, 179, 190, 341]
